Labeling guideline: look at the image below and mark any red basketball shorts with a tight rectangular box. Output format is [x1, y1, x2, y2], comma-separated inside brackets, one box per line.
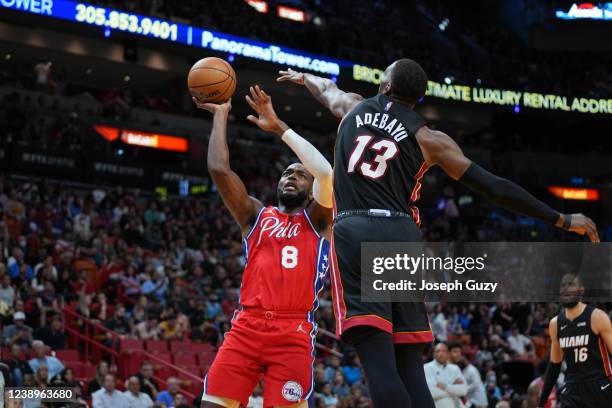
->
[204, 309, 315, 407]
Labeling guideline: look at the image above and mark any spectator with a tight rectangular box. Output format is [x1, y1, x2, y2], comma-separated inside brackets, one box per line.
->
[28, 340, 64, 381]
[507, 324, 533, 356]
[133, 361, 159, 399]
[8, 249, 32, 281]
[3, 343, 33, 386]
[105, 305, 130, 335]
[133, 316, 159, 340]
[88, 361, 110, 396]
[123, 375, 153, 408]
[331, 370, 350, 398]
[485, 372, 503, 406]
[424, 343, 468, 408]
[341, 353, 362, 386]
[318, 383, 338, 407]
[0, 274, 15, 306]
[34, 61, 52, 90]
[33, 315, 67, 350]
[52, 367, 85, 398]
[157, 314, 182, 340]
[246, 382, 263, 408]
[324, 355, 341, 382]
[172, 393, 189, 408]
[3, 312, 33, 348]
[156, 377, 182, 408]
[33, 365, 49, 387]
[448, 342, 488, 408]
[92, 374, 128, 408]
[432, 305, 449, 342]
[527, 359, 558, 408]
[32, 256, 58, 292]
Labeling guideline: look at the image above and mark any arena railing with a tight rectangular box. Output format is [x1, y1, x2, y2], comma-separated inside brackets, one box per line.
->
[62, 306, 202, 400]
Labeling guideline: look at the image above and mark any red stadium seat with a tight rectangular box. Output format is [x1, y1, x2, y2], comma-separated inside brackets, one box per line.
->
[173, 354, 196, 366]
[145, 340, 169, 353]
[55, 349, 80, 362]
[198, 352, 216, 369]
[180, 365, 202, 377]
[191, 342, 213, 354]
[120, 338, 144, 352]
[149, 352, 172, 364]
[83, 364, 97, 378]
[170, 341, 192, 352]
[186, 380, 204, 396]
[155, 366, 176, 381]
[66, 361, 86, 378]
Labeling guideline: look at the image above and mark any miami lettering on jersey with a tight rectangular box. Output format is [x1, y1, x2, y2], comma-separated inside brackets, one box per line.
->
[560, 335, 590, 348]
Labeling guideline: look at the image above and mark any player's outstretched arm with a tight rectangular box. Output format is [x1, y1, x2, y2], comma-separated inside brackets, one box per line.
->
[416, 127, 600, 242]
[193, 97, 263, 235]
[277, 68, 363, 118]
[537, 317, 564, 408]
[245, 85, 333, 208]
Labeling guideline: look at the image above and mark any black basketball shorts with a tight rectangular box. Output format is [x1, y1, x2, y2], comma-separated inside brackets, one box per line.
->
[329, 214, 434, 344]
[559, 377, 612, 408]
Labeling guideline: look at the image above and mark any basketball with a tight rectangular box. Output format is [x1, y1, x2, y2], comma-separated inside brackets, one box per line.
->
[187, 57, 236, 103]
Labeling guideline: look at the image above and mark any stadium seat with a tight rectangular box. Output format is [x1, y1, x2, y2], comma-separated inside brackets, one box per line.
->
[120, 338, 144, 352]
[55, 349, 79, 362]
[198, 352, 216, 369]
[155, 366, 177, 381]
[66, 361, 86, 378]
[170, 341, 192, 352]
[180, 365, 202, 377]
[145, 340, 169, 353]
[191, 342, 213, 354]
[186, 380, 204, 396]
[149, 352, 172, 364]
[173, 354, 196, 366]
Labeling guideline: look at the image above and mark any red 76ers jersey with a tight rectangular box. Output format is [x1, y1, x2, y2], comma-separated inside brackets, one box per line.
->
[240, 206, 329, 316]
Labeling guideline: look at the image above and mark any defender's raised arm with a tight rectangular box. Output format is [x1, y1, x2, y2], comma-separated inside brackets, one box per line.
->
[277, 68, 363, 118]
[416, 126, 600, 242]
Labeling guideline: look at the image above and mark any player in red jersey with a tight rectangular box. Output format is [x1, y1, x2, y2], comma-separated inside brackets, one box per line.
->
[193, 86, 333, 408]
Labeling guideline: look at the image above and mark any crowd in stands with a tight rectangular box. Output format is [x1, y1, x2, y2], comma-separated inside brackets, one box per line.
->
[0, 13, 610, 405]
[88, 0, 612, 98]
[0, 156, 607, 408]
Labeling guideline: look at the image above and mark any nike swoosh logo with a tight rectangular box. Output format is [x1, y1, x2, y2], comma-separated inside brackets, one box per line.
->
[602, 383, 611, 390]
[560, 325, 568, 330]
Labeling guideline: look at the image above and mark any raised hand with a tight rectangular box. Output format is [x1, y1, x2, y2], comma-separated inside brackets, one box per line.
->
[192, 96, 232, 115]
[245, 85, 287, 136]
[277, 68, 305, 85]
[566, 213, 600, 243]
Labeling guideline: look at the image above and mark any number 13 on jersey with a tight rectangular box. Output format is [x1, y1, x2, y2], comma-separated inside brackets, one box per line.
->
[347, 134, 399, 179]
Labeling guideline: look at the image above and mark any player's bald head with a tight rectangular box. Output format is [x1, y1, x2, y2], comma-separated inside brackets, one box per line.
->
[379, 58, 428, 106]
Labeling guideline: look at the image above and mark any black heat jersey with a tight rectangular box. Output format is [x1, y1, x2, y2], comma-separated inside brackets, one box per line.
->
[334, 94, 427, 224]
[557, 305, 612, 383]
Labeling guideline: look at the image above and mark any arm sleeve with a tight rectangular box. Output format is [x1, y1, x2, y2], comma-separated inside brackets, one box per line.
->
[281, 129, 333, 208]
[459, 163, 560, 225]
[538, 362, 561, 407]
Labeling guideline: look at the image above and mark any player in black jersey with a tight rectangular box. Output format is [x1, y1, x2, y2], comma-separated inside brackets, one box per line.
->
[538, 274, 612, 408]
[278, 60, 600, 408]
